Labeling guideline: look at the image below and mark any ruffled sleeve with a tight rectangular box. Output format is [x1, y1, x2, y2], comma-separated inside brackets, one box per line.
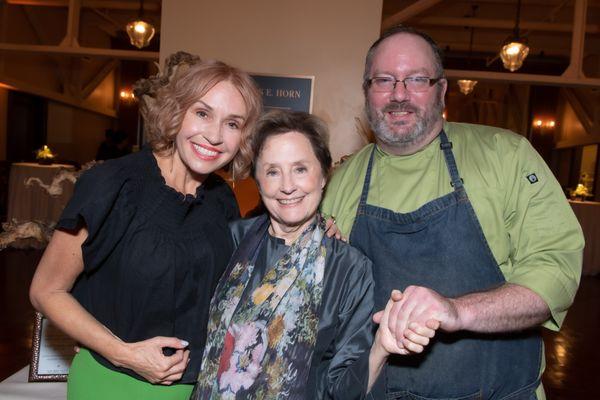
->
[56, 159, 139, 273]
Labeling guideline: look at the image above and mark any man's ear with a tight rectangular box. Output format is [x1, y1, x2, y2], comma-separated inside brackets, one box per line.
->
[439, 78, 448, 103]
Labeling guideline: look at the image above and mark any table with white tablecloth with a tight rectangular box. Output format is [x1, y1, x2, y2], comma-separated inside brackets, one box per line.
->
[0, 366, 66, 400]
[569, 200, 600, 276]
[7, 162, 75, 224]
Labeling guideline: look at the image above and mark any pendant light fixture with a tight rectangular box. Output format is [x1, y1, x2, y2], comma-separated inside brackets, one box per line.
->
[500, 0, 529, 72]
[126, 0, 155, 49]
[457, 79, 478, 95]
[458, 24, 478, 95]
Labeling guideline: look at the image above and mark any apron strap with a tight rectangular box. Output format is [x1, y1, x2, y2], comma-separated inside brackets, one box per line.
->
[439, 130, 464, 190]
[359, 132, 464, 209]
[357, 146, 377, 208]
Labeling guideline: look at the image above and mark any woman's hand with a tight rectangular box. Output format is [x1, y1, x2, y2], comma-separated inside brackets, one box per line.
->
[116, 337, 190, 385]
[373, 290, 410, 357]
[368, 290, 409, 390]
[31, 228, 192, 385]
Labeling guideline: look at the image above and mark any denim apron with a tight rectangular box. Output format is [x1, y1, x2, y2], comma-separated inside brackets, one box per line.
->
[350, 131, 542, 400]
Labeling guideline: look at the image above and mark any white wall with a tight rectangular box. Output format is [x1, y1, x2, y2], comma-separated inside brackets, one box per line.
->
[161, 0, 382, 162]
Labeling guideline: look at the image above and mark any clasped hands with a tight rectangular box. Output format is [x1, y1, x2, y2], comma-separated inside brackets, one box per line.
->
[374, 286, 462, 356]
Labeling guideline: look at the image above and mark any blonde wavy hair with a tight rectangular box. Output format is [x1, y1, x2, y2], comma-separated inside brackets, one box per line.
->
[134, 52, 262, 179]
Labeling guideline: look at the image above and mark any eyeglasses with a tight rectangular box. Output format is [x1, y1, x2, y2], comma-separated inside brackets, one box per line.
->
[366, 76, 443, 93]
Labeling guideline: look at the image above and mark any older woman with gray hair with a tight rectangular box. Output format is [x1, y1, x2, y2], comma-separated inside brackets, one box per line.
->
[193, 110, 429, 399]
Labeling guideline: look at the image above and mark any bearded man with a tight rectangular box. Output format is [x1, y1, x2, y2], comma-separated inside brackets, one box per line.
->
[322, 26, 583, 400]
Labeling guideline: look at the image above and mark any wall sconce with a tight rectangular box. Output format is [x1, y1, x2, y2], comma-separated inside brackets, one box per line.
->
[126, 0, 156, 49]
[120, 89, 136, 103]
[533, 118, 556, 129]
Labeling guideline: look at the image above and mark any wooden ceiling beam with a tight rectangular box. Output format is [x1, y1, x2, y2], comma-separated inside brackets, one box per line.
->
[0, 42, 158, 60]
[382, 0, 444, 30]
[90, 7, 125, 34]
[562, 88, 595, 135]
[556, 133, 600, 149]
[445, 68, 600, 88]
[80, 59, 118, 99]
[414, 16, 600, 34]
[5, 0, 160, 11]
[454, 0, 599, 7]
[59, 0, 80, 47]
[441, 42, 569, 58]
[0, 73, 117, 117]
[563, 0, 588, 78]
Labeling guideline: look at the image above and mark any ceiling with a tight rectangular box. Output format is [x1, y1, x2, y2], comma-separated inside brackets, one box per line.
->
[0, 0, 161, 59]
[2, 0, 598, 74]
[382, 0, 600, 85]
[0, 0, 598, 118]
[0, 0, 162, 116]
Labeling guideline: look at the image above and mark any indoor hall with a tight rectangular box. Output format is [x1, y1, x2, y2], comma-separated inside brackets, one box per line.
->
[0, 1, 599, 399]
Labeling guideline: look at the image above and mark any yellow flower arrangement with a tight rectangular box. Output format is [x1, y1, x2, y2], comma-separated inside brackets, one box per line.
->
[36, 145, 56, 164]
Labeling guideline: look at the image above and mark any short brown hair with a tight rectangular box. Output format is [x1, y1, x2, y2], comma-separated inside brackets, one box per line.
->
[136, 56, 262, 178]
[245, 110, 332, 181]
[363, 26, 445, 94]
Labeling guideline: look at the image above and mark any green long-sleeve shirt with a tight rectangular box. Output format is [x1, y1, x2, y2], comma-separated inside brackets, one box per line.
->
[322, 121, 583, 331]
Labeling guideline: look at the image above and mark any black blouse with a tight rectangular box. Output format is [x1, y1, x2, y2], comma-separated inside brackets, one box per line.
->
[57, 148, 239, 383]
[230, 217, 375, 399]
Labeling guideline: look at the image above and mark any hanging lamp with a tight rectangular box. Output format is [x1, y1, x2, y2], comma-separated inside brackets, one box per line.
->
[458, 24, 478, 95]
[500, 0, 529, 72]
[126, 0, 155, 49]
[457, 79, 478, 95]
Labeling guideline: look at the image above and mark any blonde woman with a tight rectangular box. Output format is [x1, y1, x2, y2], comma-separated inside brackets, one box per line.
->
[30, 54, 262, 400]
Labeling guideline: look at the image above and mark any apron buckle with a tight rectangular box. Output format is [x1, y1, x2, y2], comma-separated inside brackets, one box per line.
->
[450, 178, 464, 187]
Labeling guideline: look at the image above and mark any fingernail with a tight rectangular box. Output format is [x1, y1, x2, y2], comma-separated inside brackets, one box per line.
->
[181, 340, 189, 346]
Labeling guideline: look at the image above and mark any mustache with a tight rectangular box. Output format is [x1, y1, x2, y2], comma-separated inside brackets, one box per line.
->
[382, 102, 418, 113]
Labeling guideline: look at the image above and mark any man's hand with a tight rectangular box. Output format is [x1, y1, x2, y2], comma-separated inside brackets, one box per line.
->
[324, 216, 345, 241]
[373, 290, 438, 355]
[388, 286, 457, 349]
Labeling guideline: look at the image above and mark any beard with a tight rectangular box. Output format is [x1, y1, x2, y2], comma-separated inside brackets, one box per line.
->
[366, 93, 444, 153]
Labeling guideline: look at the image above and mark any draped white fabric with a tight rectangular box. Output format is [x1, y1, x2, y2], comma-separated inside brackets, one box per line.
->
[570, 200, 600, 276]
[0, 367, 66, 400]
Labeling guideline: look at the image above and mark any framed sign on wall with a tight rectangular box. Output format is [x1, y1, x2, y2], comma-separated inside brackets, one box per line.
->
[29, 312, 76, 382]
[250, 74, 314, 113]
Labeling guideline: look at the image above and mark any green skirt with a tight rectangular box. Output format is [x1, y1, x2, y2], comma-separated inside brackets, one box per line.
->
[67, 348, 194, 400]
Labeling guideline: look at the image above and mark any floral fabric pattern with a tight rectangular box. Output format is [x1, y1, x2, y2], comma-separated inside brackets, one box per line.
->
[192, 215, 327, 400]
